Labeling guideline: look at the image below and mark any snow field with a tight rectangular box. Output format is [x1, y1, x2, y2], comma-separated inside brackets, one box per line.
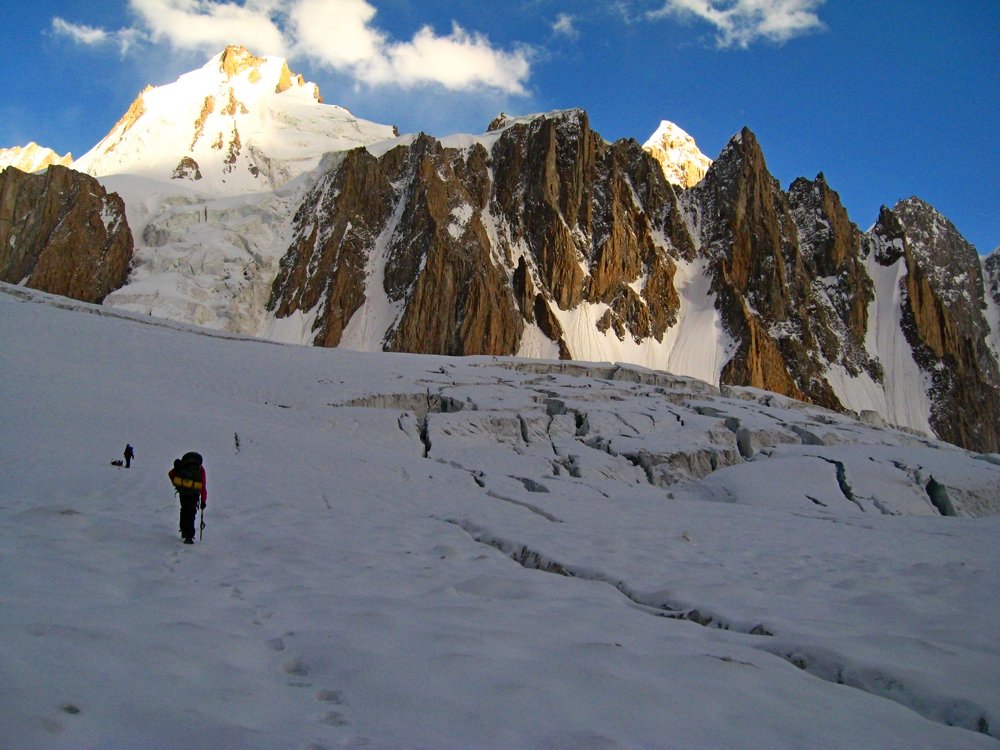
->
[1, 285, 998, 749]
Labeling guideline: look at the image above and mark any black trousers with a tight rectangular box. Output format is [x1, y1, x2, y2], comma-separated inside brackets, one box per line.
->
[178, 494, 200, 539]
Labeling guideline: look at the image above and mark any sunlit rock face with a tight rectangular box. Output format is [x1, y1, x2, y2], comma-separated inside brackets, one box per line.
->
[866, 198, 1000, 452]
[8, 47, 998, 452]
[0, 165, 132, 303]
[0, 143, 73, 173]
[642, 120, 712, 188]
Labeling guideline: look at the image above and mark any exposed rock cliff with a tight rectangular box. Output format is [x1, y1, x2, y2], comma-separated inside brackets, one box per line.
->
[689, 129, 853, 408]
[867, 199, 1000, 452]
[269, 111, 685, 357]
[264, 112, 1000, 452]
[0, 165, 132, 303]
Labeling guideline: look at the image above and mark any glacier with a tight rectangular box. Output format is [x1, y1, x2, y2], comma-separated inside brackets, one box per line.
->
[1, 281, 998, 749]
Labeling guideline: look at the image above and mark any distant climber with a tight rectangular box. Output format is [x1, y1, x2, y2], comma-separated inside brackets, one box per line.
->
[169, 451, 207, 544]
[124, 443, 135, 469]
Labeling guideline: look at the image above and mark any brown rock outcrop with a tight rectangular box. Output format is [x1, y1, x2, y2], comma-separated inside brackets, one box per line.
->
[262, 110, 999, 452]
[693, 129, 840, 408]
[488, 111, 682, 346]
[191, 96, 216, 149]
[269, 147, 397, 347]
[219, 45, 265, 80]
[274, 62, 310, 95]
[172, 156, 202, 180]
[869, 199, 1000, 452]
[269, 110, 687, 357]
[0, 165, 133, 303]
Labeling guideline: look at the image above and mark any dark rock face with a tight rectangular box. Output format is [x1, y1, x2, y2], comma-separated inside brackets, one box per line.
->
[269, 147, 396, 347]
[268, 111, 684, 356]
[985, 250, 1000, 314]
[690, 131, 881, 410]
[0, 165, 133, 303]
[266, 112, 1000, 452]
[172, 156, 203, 180]
[868, 199, 1000, 452]
[788, 173, 878, 379]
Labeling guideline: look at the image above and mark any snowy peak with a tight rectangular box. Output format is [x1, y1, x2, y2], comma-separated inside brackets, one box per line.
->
[642, 120, 712, 188]
[0, 142, 73, 173]
[213, 44, 321, 100]
[72, 46, 395, 194]
[10, 48, 1000, 454]
[887, 196, 985, 313]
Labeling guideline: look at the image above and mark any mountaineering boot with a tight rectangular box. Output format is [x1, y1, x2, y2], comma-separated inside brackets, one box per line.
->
[183, 538, 194, 545]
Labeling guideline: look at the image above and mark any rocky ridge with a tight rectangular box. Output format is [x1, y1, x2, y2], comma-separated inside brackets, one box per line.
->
[5, 48, 999, 453]
[269, 111, 687, 360]
[0, 165, 132, 303]
[867, 199, 1000, 452]
[267, 111, 1000, 452]
[0, 143, 73, 173]
[642, 120, 712, 188]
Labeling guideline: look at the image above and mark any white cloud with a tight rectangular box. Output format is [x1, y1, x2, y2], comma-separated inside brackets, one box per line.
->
[648, 0, 826, 48]
[51, 18, 146, 54]
[552, 13, 580, 39]
[128, 0, 289, 57]
[384, 23, 530, 94]
[290, 0, 531, 95]
[52, 18, 109, 45]
[53, 0, 531, 96]
[290, 0, 384, 68]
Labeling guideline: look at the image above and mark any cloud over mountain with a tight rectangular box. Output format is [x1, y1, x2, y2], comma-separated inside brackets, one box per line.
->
[52, 0, 532, 94]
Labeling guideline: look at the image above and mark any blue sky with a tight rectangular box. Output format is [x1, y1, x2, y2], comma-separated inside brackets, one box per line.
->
[2, 0, 997, 253]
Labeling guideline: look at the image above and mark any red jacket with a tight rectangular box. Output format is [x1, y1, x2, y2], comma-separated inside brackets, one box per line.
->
[169, 465, 207, 505]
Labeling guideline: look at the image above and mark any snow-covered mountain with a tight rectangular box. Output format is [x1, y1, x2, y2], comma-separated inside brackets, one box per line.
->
[73, 45, 397, 193]
[2, 281, 999, 749]
[66, 46, 398, 335]
[0, 142, 72, 173]
[642, 119, 712, 188]
[2, 46, 999, 453]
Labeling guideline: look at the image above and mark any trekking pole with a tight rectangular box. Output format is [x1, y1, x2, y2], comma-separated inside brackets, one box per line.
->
[200, 504, 205, 541]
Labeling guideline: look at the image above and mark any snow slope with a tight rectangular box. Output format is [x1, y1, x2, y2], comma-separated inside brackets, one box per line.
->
[858, 250, 934, 434]
[2, 282, 998, 749]
[73, 48, 396, 194]
[69, 48, 398, 338]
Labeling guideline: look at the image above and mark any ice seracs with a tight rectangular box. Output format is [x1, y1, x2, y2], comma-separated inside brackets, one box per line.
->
[3, 283, 1000, 748]
[642, 120, 712, 188]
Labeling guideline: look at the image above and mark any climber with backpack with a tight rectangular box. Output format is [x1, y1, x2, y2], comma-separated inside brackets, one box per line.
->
[169, 451, 207, 544]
